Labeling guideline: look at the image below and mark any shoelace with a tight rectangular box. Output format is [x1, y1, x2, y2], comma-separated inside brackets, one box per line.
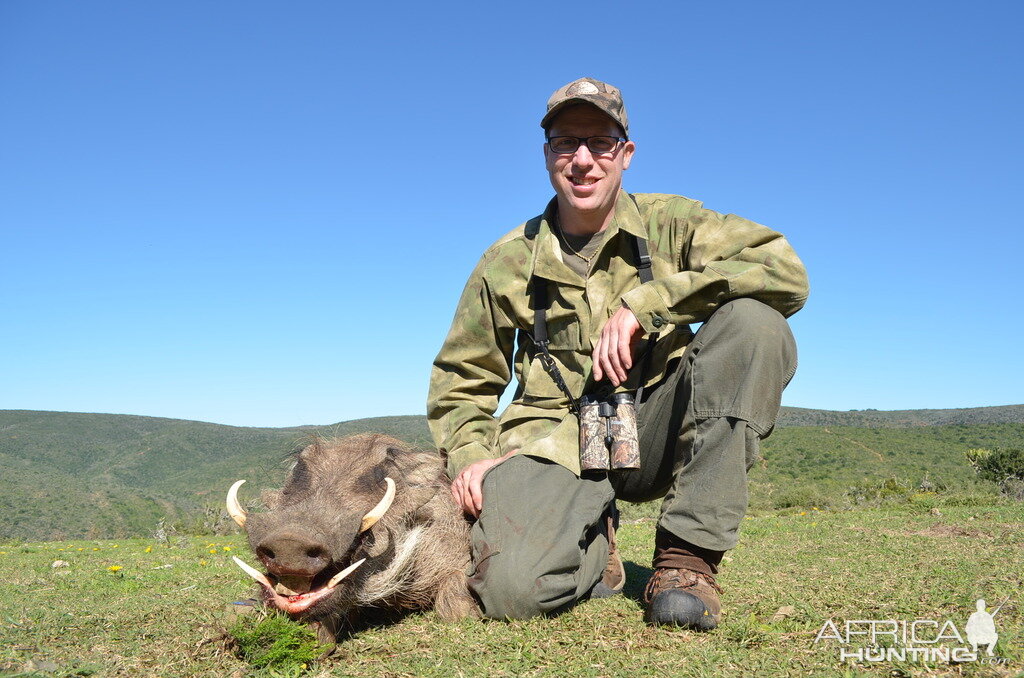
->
[643, 568, 724, 603]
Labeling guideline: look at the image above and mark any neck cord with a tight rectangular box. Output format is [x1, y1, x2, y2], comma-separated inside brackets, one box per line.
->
[555, 216, 600, 263]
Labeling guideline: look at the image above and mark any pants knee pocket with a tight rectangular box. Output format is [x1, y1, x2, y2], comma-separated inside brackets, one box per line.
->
[690, 301, 796, 436]
[474, 555, 563, 620]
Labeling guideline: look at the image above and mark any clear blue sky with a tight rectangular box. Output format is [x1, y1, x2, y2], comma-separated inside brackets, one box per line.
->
[2, 1, 1021, 427]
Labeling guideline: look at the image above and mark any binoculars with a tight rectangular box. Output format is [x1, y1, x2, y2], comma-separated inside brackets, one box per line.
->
[578, 393, 641, 471]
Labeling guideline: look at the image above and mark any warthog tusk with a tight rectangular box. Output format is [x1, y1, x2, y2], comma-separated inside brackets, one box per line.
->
[226, 480, 248, 528]
[234, 554, 365, 596]
[360, 477, 396, 532]
[232, 556, 273, 590]
[327, 558, 366, 588]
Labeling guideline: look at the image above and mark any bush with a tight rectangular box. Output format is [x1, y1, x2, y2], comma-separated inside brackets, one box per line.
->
[965, 447, 1024, 499]
[769, 484, 834, 510]
[843, 476, 914, 507]
[1001, 478, 1024, 501]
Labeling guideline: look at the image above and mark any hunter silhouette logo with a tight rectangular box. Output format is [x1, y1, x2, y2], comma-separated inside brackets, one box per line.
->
[813, 597, 1010, 664]
[965, 598, 1001, 656]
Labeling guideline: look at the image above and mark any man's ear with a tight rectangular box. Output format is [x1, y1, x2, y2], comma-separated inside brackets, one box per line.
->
[621, 140, 636, 171]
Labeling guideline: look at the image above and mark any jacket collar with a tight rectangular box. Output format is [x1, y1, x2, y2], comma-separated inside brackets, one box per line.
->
[608, 189, 647, 240]
[530, 190, 644, 286]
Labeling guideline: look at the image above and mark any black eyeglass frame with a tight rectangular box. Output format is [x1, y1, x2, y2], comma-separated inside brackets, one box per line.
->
[545, 135, 628, 155]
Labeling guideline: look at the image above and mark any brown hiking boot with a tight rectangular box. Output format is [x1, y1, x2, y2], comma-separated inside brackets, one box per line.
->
[643, 567, 723, 630]
[590, 510, 625, 599]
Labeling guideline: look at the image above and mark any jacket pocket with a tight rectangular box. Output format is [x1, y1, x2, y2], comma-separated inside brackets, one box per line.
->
[543, 313, 583, 351]
[520, 313, 582, 400]
[521, 355, 573, 400]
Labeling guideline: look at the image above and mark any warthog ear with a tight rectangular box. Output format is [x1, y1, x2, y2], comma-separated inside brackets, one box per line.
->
[358, 463, 398, 494]
[368, 438, 399, 458]
[261, 489, 283, 509]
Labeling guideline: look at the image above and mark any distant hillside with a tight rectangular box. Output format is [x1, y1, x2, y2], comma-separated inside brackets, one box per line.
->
[0, 410, 432, 541]
[1, 406, 1022, 540]
[759, 422, 1024, 486]
[777, 404, 1024, 427]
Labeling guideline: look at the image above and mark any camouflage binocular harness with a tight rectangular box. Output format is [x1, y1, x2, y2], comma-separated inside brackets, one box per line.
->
[530, 199, 659, 473]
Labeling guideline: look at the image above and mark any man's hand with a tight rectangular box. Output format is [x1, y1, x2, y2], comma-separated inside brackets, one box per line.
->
[592, 305, 644, 386]
[450, 448, 517, 518]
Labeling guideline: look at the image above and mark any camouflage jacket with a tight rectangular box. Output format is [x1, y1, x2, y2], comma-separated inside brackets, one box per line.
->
[427, 190, 809, 477]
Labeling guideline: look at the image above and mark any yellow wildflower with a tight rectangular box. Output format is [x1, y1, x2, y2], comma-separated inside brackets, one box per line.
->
[223, 546, 231, 552]
[145, 546, 153, 553]
[209, 549, 217, 554]
[108, 565, 122, 573]
[199, 559, 208, 566]
[799, 511, 807, 516]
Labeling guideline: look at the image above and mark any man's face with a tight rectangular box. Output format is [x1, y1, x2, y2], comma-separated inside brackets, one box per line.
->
[544, 104, 635, 222]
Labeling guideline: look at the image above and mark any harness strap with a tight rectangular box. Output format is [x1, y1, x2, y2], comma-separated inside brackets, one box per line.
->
[530, 279, 580, 415]
[531, 196, 661, 411]
[633, 228, 654, 284]
[630, 221, 659, 404]
[533, 278, 549, 344]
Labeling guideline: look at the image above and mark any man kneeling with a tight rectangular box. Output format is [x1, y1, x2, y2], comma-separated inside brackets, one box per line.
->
[427, 77, 808, 629]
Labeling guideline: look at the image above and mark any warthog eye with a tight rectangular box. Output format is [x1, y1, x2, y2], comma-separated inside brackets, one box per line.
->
[306, 547, 324, 559]
[258, 547, 276, 561]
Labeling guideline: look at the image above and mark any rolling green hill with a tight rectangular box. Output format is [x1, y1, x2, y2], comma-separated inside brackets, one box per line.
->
[759, 422, 1024, 486]
[1, 407, 1021, 540]
[776, 404, 1024, 427]
[0, 410, 432, 541]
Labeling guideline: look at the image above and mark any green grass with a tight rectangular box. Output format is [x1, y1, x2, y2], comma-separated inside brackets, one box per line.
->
[1, 505, 1020, 677]
[230, 612, 327, 672]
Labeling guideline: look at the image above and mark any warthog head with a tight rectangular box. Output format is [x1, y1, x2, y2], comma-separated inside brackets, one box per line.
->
[227, 434, 475, 636]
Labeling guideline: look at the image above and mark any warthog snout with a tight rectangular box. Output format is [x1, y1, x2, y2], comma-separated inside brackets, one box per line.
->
[255, 530, 330, 578]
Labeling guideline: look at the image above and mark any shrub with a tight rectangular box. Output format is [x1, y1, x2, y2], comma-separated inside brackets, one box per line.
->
[843, 476, 915, 507]
[965, 447, 1024, 499]
[770, 484, 834, 510]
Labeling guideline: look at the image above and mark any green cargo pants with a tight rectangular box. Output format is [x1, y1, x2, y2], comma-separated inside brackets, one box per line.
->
[468, 298, 798, 619]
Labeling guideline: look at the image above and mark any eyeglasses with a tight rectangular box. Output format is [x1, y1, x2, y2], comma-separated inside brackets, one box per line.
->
[546, 136, 626, 155]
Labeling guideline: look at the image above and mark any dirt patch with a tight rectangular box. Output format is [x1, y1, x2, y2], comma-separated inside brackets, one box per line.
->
[913, 524, 986, 538]
[844, 523, 990, 539]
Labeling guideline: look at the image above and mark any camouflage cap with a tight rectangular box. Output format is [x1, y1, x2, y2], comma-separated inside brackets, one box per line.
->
[540, 77, 629, 138]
